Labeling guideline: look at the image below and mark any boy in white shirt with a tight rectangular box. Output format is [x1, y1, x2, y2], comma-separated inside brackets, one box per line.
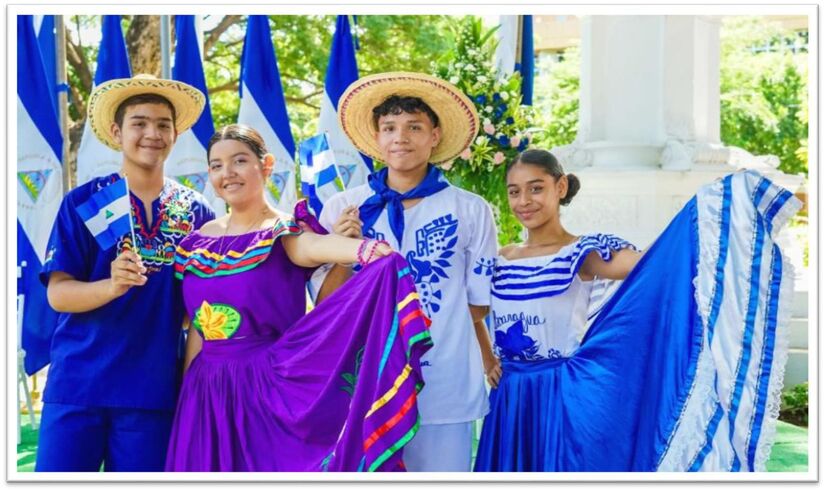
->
[312, 72, 500, 472]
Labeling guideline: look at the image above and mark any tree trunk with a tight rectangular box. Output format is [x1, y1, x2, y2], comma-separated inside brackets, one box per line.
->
[125, 15, 162, 76]
[66, 121, 85, 186]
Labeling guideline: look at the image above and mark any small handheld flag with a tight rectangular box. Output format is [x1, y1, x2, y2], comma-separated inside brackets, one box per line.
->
[76, 177, 135, 251]
[317, 15, 372, 191]
[299, 133, 345, 215]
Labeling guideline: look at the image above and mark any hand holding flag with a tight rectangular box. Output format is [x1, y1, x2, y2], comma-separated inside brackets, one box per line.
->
[109, 249, 148, 297]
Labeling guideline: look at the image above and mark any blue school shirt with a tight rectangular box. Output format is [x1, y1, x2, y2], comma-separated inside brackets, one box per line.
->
[40, 173, 215, 410]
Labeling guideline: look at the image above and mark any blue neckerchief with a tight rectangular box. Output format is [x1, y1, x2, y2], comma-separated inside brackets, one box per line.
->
[359, 164, 449, 246]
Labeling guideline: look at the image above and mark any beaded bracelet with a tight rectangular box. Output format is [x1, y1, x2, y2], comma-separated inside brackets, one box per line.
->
[356, 239, 371, 266]
[365, 239, 389, 264]
[357, 239, 390, 266]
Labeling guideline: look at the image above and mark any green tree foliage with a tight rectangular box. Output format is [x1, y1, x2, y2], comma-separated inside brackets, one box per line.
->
[719, 17, 808, 176]
[61, 15, 808, 189]
[203, 15, 455, 144]
[780, 382, 808, 427]
[531, 46, 580, 150]
[64, 15, 455, 153]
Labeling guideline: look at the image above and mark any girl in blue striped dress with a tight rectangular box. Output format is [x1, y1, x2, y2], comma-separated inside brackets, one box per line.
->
[474, 149, 799, 472]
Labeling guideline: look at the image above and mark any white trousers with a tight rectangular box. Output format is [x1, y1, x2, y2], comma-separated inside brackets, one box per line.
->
[403, 421, 473, 472]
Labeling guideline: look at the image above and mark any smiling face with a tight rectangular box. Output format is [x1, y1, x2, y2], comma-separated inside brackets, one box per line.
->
[375, 110, 441, 174]
[111, 103, 177, 171]
[207, 138, 270, 209]
[506, 162, 568, 230]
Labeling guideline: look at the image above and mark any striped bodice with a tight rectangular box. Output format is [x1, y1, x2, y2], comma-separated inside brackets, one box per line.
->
[491, 234, 635, 361]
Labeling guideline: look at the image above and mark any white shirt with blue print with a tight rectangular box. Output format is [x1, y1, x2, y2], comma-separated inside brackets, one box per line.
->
[491, 234, 636, 361]
[314, 181, 498, 425]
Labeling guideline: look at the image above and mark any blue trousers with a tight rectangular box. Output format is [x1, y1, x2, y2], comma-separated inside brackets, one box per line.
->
[35, 402, 173, 472]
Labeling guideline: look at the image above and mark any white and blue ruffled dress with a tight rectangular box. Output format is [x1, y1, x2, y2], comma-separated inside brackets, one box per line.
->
[474, 170, 800, 472]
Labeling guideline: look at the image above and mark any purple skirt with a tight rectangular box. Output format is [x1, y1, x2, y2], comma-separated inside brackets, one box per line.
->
[165, 254, 432, 472]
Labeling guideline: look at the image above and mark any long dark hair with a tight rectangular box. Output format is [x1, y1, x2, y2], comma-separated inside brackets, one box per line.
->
[506, 149, 581, 206]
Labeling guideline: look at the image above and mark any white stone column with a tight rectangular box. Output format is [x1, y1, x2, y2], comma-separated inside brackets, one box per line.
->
[577, 15, 666, 168]
[663, 16, 721, 145]
[552, 15, 801, 248]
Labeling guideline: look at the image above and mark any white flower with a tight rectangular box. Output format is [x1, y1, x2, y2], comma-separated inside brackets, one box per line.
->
[485, 106, 493, 113]
[475, 136, 487, 145]
[477, 75, 488, 83]
[450, 76, 460, 85]
[483, 118, 492, 126]
[500, 91, 510, 101]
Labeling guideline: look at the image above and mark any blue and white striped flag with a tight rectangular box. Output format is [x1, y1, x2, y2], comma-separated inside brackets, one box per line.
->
[76, 177, 132, 251]
[76, 15, 132, 185]
[299, 133, 345, 215]
[17, 15, 63, 374]
[317, 15, 372, 191]
[34, 15, 59, 119]
[167, 15, 225, 215]
[238, 15, 297, 213]
[520, 15, 534, 106]
[494, 15, 534, 106]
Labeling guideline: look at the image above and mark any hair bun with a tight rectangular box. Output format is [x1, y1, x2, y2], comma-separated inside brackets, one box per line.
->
[561, 173, 580, 206]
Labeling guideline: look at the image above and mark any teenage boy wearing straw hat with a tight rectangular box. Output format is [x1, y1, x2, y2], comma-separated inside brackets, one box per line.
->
[312, 72, 499, 471]
[36, 75, 215, 471]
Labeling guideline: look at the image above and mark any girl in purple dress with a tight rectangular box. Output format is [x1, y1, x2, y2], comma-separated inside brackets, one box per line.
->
[165, 125, 433, 472]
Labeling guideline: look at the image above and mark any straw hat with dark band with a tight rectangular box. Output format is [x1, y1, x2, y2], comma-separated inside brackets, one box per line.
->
[87, 74, 206, 150]
[338, 72, 479, 164]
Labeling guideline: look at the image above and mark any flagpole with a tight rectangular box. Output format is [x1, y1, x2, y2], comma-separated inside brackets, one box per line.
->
[325, 132, 347, 192]
[122, 175, 138, 251]
[160, 15, 171, 79]
[55, 15, 72, 194]
[515, 15, 523, 70]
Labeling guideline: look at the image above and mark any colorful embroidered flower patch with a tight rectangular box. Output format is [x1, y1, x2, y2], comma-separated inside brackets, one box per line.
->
[193, 300, 241, 340]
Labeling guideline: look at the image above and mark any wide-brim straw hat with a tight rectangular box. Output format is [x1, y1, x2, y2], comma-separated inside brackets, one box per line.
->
[338, 72, 479, 164]
[87, 74, 206, 150]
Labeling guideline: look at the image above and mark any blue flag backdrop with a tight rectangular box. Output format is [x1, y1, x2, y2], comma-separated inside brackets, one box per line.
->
[17, 15, 64, 374]
[76, 15, 131, 185]
[494, 15, 534, 106]
[167, 15, 225, 215]
[35, 15, 58, 119]
[519, 15, 534, 106]
[315, 15, 372, 195]
[238, 15, 298, 213]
